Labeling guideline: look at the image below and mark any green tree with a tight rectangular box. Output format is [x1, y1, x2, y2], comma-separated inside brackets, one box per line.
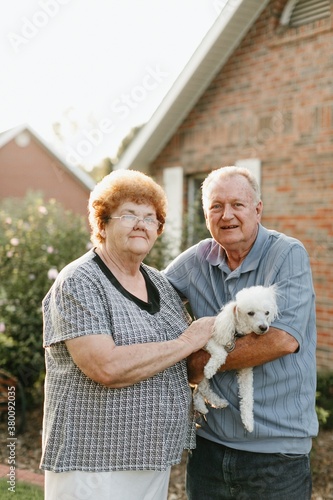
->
[89, 125, 144, 182]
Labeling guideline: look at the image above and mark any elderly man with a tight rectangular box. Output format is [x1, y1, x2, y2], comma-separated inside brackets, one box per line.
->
[164, 166, 318, 500]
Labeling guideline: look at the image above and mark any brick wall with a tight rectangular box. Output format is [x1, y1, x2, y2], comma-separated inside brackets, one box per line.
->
[151, 0, 333, 370]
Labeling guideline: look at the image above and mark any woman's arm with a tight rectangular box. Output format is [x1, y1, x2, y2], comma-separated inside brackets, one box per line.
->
[65, 316, 215, 388]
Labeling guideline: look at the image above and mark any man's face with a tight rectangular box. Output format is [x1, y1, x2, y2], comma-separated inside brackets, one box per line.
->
[204, 174, 263, 253]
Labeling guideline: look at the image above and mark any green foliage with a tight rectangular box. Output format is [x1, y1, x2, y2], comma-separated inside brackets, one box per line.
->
[0, 192, 90, 404]
[90, 157, 115, 182]
[114, 125, 143, 161]
[144, 232, 177, 270]
[316, 371, 333, 429]
[180, 197, 210, 251]
[144, 198, 210, 270]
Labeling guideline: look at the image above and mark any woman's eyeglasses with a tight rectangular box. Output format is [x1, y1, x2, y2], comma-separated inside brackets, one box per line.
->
[108, 215, 161, 230]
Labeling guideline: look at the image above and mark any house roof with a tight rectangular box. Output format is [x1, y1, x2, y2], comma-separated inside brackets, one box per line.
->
[0, 124, 95, 191]
[115, 0, 271, 172]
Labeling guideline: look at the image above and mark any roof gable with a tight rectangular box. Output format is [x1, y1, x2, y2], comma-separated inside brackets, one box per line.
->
[0, 124, 95, 191]
[115, 0, 270, 171]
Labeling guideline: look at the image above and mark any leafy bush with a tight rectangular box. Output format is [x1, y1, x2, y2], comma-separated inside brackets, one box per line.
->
[144, 232, 178, 269]
[316, 371, 333, 429]
[0, 192, 90, 405]
[144, 198, 210, 271]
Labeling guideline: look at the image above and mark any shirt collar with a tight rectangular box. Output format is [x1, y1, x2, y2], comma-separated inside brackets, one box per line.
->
[206, 224, 270, 273]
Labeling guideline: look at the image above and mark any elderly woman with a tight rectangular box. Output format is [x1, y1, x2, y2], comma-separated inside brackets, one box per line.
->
[40, 169, 214, 500]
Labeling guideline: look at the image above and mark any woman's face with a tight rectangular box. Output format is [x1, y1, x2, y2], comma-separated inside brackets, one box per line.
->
[104, 201, 160, 260]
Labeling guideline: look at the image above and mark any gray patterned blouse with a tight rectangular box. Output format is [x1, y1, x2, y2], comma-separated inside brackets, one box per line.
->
[40, 250, 195, 472]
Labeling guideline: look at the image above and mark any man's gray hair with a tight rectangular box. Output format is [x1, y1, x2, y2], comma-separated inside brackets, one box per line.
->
[202, 166, 261, 211]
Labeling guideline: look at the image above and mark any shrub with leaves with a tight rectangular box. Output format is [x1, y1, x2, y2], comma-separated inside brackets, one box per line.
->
[0, 192, 90, 405]
[316, 371, 333, 429]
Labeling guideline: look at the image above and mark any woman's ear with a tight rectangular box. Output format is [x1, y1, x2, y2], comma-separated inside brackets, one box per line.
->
[97, 217, 107, 239]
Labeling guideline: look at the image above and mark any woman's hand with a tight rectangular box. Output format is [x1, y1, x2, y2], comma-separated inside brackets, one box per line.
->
[179, 316, 215, 385]
[179, 316, 215, 352]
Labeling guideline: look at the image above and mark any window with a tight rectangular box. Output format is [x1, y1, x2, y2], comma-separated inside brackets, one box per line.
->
[280, 0, 331, 28]
[186, 175, 210, 248]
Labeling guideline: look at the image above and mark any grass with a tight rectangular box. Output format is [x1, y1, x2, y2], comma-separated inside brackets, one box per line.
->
[0, 478, 43, 499]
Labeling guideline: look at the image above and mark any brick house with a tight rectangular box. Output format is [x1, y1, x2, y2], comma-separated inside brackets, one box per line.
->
[116, 0, 333, 370]
[0, 124, 95, 218]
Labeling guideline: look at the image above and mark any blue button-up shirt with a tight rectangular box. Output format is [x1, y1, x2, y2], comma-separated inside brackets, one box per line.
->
[164, 224, 318, 453]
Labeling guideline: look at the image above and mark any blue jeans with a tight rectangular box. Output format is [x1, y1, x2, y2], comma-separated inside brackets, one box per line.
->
[186, 435, 312, 500]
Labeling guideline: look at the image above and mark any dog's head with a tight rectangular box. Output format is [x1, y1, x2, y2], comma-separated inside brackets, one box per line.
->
[234, 285, 278, 336]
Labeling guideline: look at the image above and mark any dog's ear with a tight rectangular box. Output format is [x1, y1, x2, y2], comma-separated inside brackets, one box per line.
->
[269, 283, 281, 300]
[214, 301, 238, 340]
[234, 304, 240, 322]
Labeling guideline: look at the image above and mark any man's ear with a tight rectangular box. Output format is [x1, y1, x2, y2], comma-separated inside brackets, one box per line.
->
[256, 201, 263, 221]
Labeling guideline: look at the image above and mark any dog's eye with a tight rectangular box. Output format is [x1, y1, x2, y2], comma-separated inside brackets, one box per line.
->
[265, 311, 270, 316]
[247, 311, 255, 316]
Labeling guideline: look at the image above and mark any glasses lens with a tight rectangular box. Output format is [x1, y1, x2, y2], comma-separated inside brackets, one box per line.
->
[118, 215, 160, 230]
[144, 218, 159, 229]
[121, 215, 138, 227]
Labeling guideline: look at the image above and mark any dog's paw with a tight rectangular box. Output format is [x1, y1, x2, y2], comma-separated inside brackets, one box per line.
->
[194, 402, 209, 415]
[243, 420, 254, 433]
[204, 350, 227, 379]
[240, 412, 254, 432]
[193, 393, 209, 415]
[209, 395, 229, 409]
[239, 403, 254, 432]
[204, 363, 218, 379]
[204, 359, 216, 379]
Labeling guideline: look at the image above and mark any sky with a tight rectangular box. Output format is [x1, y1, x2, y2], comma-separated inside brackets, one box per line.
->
[0, 0, 224, 169]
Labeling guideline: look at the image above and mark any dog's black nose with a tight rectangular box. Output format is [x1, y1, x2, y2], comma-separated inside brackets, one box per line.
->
[259, 325, 268, 332]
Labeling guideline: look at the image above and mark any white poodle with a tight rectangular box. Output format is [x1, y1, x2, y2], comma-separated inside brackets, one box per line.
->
[193, 285, 278, 432]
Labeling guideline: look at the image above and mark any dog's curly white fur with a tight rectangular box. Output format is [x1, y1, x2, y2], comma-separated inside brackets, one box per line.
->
[193, 285, 278, 432]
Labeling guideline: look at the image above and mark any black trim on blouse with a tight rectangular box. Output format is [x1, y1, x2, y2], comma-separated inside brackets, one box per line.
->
[93, 253, 160, 314]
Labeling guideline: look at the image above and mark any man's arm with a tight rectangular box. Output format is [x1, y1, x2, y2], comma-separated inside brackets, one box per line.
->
[187, 327, 299, 385]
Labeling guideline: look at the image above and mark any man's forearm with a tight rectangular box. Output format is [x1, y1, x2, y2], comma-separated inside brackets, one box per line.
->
[187, 328, 298, 385]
